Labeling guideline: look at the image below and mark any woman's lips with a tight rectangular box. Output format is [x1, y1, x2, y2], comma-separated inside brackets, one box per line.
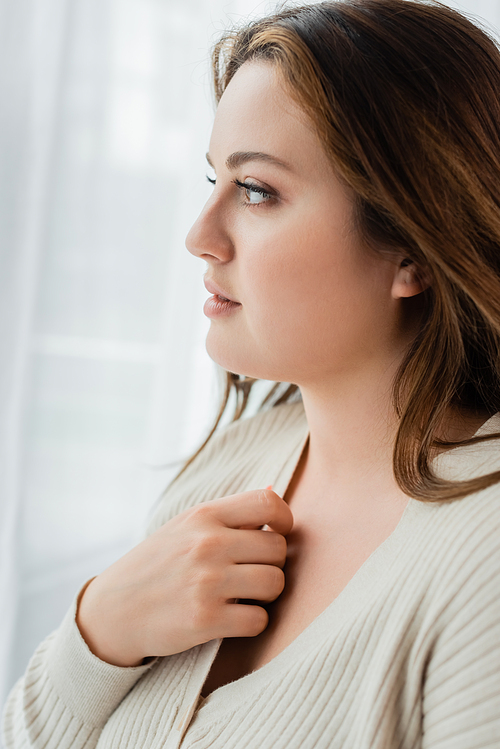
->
[203, 295, 242, 318]
[203, 277, 240, 304]
[203, 277, 241, 318]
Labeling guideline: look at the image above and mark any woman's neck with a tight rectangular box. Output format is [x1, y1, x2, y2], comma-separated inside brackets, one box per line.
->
[296, 362, 491, 505]
[298, 360, 400, 494]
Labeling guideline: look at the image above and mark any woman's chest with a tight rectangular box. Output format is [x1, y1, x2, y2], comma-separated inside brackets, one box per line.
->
[201, 531, 333, 697]
[201, 496, 408, 698]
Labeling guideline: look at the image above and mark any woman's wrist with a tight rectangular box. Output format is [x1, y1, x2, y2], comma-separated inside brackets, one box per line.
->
[75, 577, 144, 667]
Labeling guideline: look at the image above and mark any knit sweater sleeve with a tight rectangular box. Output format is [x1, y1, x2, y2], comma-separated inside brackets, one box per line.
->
[0, 414, 243, 749]
[1, 401, 306, 749]
[422, 497, 500, 749]
[1, 582, 157, 749]
[0, 409, 269, 749]
[0, 410, 247, 749]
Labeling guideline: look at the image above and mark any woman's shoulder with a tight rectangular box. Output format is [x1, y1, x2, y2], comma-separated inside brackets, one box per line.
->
[428, 412, 500, 534]
[433, 411, 500, 483]
[418, 478, 500, 562]
[410, 417, 500, 582]
[146, 399, 307, 533]
[429, 413, 500, 525]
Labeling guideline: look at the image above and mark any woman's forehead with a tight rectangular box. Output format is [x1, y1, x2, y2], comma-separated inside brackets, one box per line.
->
[209, 62, 326, 177]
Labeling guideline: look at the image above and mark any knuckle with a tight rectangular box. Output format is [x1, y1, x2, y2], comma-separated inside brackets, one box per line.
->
[192, 565, 221, 593]
[189, 602, 217, 634]
[186, 570, 224, 633]
[187, 530, 221, 562]
[188, 503, 212, 524]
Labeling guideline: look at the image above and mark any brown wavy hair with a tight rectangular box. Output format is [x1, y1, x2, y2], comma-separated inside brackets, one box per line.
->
[177, 0, 500, 502]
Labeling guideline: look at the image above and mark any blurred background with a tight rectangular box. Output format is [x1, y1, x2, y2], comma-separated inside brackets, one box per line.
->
[0, 0, 499, 734]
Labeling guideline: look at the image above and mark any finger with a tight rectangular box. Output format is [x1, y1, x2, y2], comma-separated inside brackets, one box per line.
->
[207, 490, 293, 535]
[224, 564, 285, 603]
[218, 603, 269, 638]
[239, 486, 273, 530]
[225, 528, 287, 566]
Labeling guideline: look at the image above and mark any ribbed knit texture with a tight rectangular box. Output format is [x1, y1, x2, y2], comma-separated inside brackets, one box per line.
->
[3, 400, 500, 749]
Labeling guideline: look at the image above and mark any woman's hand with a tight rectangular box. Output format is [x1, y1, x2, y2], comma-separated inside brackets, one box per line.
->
[76, 489, 292, 667]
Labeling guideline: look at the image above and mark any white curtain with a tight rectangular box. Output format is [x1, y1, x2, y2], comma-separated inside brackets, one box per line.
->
[0, 0, 261, 713]
[1, 0, 499, 732]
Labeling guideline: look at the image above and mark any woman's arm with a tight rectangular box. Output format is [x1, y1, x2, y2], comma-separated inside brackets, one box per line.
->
[74, 491, 290, 667]
[2, 489, 291, 748]
[2, 581, 156, 749]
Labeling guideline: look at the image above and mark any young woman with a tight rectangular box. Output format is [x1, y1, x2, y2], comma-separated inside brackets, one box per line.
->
[4, 1, 500, 747]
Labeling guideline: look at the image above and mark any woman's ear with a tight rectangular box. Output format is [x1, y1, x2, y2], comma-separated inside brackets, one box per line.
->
[391, 258, 431, 299]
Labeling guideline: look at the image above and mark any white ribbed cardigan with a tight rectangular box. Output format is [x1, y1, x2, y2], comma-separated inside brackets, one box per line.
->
[3, 400, 500, 749]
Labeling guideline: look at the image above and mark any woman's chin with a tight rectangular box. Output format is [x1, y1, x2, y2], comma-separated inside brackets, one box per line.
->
[205, 335, 243, 375]
[206, 349, 294, 386]
[205, 336, 270, 381]
[205, 345, 253, 378]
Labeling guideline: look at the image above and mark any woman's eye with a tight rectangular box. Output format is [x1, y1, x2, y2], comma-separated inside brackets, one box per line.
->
[206, 175, 274, 206]
[233, 179, 272, 206]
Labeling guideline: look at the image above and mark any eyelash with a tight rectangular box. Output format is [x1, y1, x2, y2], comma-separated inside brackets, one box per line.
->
[206, 175, 274, 207]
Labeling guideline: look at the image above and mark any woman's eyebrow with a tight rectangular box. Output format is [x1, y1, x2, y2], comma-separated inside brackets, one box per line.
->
[205, 151, 293, 172]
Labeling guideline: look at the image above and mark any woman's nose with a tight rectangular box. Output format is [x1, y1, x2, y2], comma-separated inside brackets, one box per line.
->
[185, 194, 233, 263]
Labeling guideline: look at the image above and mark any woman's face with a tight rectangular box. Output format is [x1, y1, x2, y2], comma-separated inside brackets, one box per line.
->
[186, 62, 408, 386]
